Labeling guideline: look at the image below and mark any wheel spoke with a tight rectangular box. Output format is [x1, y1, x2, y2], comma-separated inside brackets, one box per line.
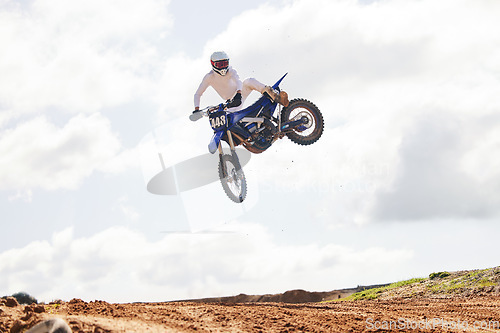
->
[219, 155, 247, 202]
[289, 107, 316, 136]
[280, 98, 324, 146]
[226, 164, 240, 195]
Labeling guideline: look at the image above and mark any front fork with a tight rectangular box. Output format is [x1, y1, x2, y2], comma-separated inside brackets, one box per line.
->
[218, 130, 242, 178]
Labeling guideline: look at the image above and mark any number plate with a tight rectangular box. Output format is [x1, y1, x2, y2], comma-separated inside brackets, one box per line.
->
[209, 111, 227, 131]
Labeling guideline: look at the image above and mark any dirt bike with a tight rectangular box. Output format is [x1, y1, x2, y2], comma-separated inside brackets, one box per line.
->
[190, 73, 324, 203]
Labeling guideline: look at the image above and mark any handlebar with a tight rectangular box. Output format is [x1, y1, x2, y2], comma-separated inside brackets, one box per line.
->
[189, 103, 228, 122]
[189, 111, 204, 121]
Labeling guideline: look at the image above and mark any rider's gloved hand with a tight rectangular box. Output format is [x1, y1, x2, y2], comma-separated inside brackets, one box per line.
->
[189, 109, 202, 121]
[226, 92, 242, 108]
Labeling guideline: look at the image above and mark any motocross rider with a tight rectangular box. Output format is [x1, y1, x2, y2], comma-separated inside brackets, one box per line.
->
[193, 51, 289, 113]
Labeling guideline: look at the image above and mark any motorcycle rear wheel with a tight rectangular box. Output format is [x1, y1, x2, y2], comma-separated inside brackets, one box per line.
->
[218, 154, 247, 203]
[281, 98, 324, 145]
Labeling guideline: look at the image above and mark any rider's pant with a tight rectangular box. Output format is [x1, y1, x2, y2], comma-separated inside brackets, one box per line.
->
[242, 78, 266, 100]
[229, 78, 266, 112]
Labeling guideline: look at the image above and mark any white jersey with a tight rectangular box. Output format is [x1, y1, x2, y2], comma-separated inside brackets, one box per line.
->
[194, 67, 243, 108]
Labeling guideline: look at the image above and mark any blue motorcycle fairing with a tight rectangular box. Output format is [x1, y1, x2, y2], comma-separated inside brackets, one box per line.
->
[207, 73, 287, 154]
[227, 73, 287, 126]
[224, 123, 249, 143]
[229, 97, 273, 125]
[272, 73, 288, 90]
[208, 131, 224, 154]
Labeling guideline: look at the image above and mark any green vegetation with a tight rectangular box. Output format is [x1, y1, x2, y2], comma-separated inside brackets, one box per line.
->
[329, 267, 499, 302]
[428, 270, 497, 294]
[466, 269, 489, 278]
[46, 303, 61, 314]
[336, 278, 425, 301]
[429, 271, 451, 279]
[479, 278, 496, 287]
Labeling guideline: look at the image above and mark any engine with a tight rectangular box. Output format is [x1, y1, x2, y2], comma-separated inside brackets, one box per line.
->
[249, 118, 277, 152]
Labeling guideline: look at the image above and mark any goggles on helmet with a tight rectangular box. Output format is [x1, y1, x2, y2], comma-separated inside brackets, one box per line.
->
[211, 59, 229, 69]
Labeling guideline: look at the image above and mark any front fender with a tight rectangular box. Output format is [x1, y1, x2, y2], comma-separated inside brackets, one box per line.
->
[208, 131, 224, 154]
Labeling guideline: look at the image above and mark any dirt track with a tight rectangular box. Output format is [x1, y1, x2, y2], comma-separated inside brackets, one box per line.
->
[2, 296, 500, 332]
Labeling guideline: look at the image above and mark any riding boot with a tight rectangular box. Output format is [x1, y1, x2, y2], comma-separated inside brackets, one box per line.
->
[263, 86, 289, 107]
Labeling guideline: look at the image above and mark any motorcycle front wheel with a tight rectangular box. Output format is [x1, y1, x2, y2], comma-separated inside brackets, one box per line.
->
[281, 98, 324, 145]
[218, 154, 247, 203]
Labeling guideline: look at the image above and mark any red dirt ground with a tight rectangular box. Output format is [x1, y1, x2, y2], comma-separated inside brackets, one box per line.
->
[2, 296, 500, 332]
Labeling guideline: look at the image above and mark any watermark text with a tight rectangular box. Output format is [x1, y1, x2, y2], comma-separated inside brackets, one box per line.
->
[366, 317, 500, 331]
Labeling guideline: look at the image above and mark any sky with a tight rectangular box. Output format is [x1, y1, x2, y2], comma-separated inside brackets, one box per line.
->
[1, 0, 500, 303]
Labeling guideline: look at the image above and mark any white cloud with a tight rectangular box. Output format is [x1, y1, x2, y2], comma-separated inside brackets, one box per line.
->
[0, 0, 171, 113]
[144, 0, 500, 229]
[0, 113, 121, 191]
[7, 189, 33, 203]
[0, 224, 413, 303]
[2, 0, 500, 304]
[188, 0, 500, 224]
[98, 144, 143, 175]
[373, 112, 500, 221]
[113, 196, 140, 221]
[155, 53, 208, 120]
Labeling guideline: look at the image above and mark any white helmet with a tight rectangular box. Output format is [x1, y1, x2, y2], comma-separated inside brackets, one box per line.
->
[210, 51, 229, 76]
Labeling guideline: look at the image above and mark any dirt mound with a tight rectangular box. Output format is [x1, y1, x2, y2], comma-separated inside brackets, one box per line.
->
[2, 297, 500, 332]
[186, 289, 338, 304]
[2, 267, 500, 332]
[182, 284, 389, 304]
[0, 304, 46, 333]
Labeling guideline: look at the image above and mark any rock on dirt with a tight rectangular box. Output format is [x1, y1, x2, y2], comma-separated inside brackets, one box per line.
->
[24, 304, 46, 314]
[4, 297, 19, 308]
